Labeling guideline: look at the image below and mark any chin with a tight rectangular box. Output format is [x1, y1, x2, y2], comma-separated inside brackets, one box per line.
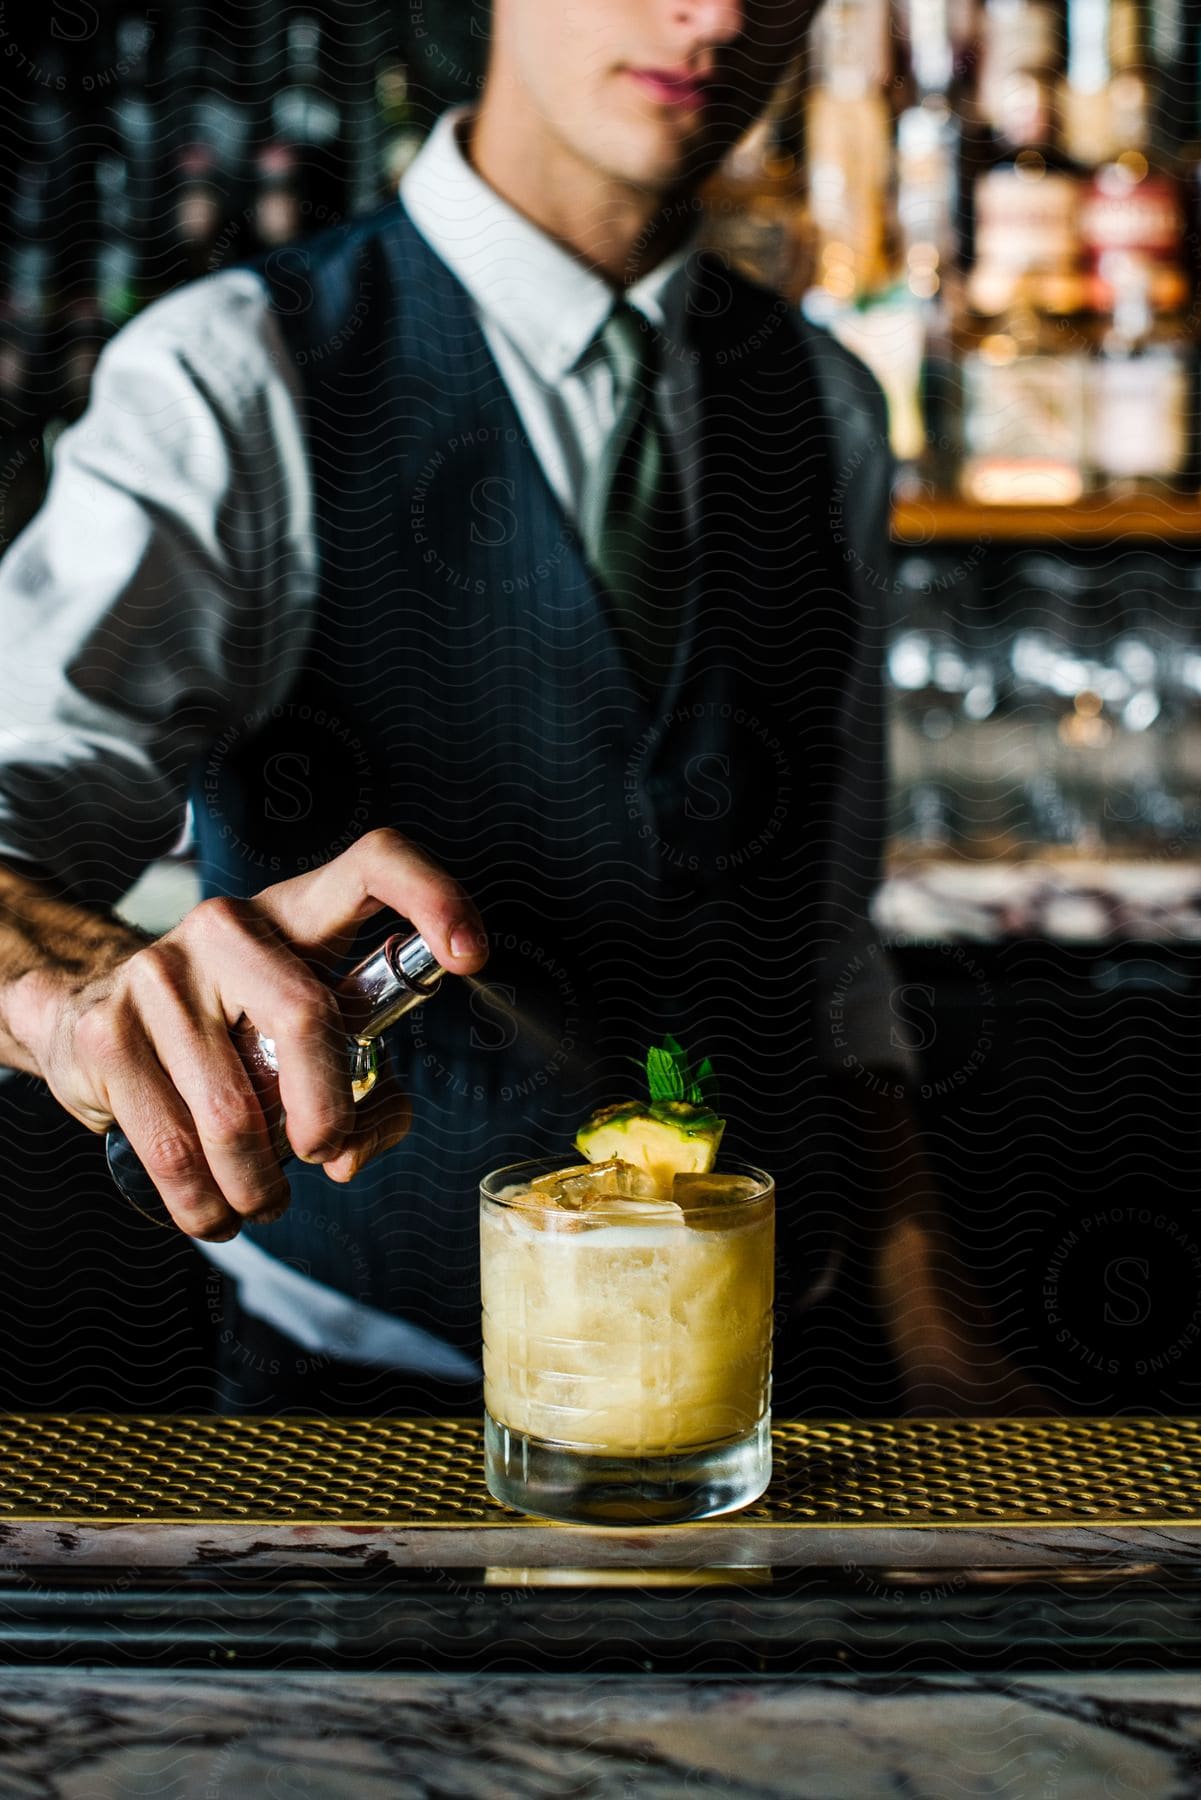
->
[589, 122, 704, 194]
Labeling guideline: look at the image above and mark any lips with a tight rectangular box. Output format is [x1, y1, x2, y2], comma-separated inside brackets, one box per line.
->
[626, 67, 714, 110]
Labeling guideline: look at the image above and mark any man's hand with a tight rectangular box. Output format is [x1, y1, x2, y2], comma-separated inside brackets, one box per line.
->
[832, 1080, 1053, 1416]
[3, 829, 487, 1242]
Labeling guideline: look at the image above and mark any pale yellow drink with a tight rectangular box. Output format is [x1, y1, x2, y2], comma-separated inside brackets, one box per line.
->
[481, 1159, 774, 1519]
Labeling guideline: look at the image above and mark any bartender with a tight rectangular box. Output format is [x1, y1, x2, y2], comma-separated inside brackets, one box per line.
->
[0, 0, 1015, 1415]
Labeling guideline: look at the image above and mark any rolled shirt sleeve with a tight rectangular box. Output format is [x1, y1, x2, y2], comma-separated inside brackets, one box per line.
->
[805, 323, 916, 1080]
[0, 270, 314, 910]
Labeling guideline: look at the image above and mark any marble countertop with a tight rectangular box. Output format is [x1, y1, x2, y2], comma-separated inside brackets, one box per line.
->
[1, 1666, 1199, 1799]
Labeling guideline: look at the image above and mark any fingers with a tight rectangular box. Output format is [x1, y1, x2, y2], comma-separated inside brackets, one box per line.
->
[182, 897, 356, 1165]
[254, 827, 489, 977]
[322, 1067, 413, 1185]
[127, 943, 291, 1224]
[75, 996, 242, 1242]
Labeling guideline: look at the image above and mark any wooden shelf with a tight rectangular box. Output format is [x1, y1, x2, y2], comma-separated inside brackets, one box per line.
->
[891, 491, 1201, 546]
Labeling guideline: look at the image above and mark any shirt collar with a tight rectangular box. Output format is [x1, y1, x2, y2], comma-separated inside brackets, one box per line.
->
[400, 106, 694, 385]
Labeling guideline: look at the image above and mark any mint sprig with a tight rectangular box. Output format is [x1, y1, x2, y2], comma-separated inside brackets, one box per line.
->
[645, 1034, 720, 1109]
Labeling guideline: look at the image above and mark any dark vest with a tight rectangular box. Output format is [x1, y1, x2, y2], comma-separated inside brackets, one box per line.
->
[190, 203, 863, 1360]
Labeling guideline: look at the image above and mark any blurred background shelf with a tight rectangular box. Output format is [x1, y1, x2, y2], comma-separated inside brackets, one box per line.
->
[892, 492, 1201, 544]
[877, 851, 1201, 939]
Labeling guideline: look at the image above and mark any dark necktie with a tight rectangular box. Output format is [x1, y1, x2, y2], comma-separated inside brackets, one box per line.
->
[579, 302, 690, 695]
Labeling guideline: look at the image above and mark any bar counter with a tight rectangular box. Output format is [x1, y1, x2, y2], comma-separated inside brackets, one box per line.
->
[1, 1414, 1200, 1794]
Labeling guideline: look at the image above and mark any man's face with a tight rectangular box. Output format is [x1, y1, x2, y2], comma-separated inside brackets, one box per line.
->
[490, 0, 813, 193]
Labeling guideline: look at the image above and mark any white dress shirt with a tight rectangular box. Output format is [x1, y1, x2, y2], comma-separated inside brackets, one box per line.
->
[401, 111, 693, 521]
[0, 107, 908, 1371]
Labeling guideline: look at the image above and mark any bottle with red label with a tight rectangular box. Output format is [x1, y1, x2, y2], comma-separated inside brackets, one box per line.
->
[1081, 152, 1188, 314]
[968, 0, 1088, 319]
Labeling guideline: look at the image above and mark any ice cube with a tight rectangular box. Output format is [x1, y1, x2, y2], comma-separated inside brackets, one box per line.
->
[531, 1158, 662, 1206]
[532, 1159, 615, 1203]
[672, 1171, 764, 1221]
[672, 1172, 761, 1204]
[496, 1182, 586, 1234]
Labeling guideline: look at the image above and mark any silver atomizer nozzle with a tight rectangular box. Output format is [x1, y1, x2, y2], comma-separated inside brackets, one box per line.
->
[335, 929, 446, 1038]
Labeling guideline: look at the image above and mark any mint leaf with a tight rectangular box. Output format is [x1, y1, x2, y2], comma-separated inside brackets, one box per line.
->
[688, 1056, 720, 1109]
[646, 1045, 686, 1102]
[644, 1036, 720, 1111]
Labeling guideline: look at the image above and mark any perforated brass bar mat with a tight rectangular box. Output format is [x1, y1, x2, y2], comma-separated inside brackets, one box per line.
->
[0, 1415, 1198, 1528]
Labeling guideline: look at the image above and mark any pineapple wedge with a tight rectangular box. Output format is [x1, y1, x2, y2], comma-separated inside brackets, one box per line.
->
[575, 1100, 725, 1192]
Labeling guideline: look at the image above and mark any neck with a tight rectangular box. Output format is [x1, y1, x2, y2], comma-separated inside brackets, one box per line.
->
[468, 83, 696, 288]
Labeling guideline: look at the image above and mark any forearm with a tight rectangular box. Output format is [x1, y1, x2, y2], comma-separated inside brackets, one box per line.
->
[833, 1079, 1047, 1411]
[0, 865, 151, 1076]
[855, 1089, 979, 1381]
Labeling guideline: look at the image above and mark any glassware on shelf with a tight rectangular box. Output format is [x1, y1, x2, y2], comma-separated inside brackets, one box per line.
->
[885, 556, 1010, 856]
[884, 546, 1196, 867]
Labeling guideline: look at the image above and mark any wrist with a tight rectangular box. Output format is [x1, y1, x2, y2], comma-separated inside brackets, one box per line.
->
[0, 964, 82, 1076]
[1, 935, 139, 1079]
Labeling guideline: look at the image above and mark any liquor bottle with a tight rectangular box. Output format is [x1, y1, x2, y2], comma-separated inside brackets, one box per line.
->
[805, 0, 896, 299]
[1081, 152, 1188, 313]
[896, 0, 963, 287]
[1105, 0, 1156, 156]
[162, 2, 270, 268]
[81, 14, 161, 329]
[109, 13, 158, 216]
[958, 303, 1090, 504]
[272, 12, 342, 153]
[969, 0, 1087, 317]
[259, 9, 347, 239]
[892, 0, 967, 480]
[4, 161, 56, 355]
[1086, 255, 1193, 491]
[171, 143, 233, 279]
[1063, 0, 1119, 163]
[253, 141, 308, 250]
[977, 0, 1064, 152]
[93, 157, 150, 328]
[703, 57, 810, 300]
[970, 156, 1086, 317]
[1071, 4, 1188, 314]
[1066, 0, 1169, 162]
[166, 1, 258, 185]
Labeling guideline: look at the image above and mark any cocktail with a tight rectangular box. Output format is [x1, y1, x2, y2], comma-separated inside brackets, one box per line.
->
[481, 1038, 774, 1524]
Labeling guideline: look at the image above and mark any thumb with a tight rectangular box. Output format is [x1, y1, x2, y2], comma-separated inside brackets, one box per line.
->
[254, 827, 488, 978]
